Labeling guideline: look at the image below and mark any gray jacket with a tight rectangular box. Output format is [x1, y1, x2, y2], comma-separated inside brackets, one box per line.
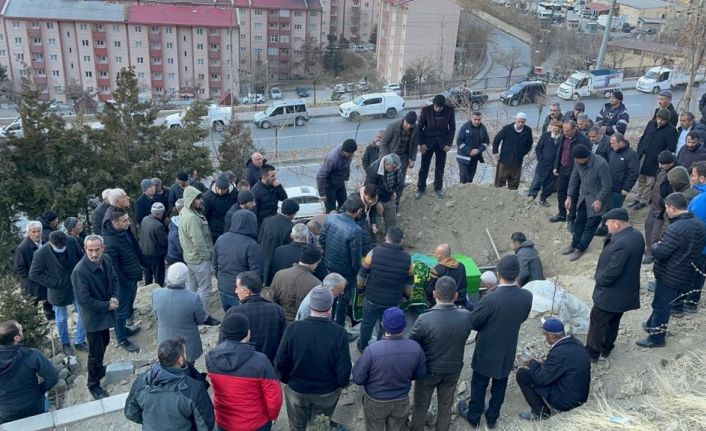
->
[568, 153, 612, 218]
[515, 240, 544, 286]
[380, 118, 419, 161]
[139, 215, 168, 257]
[152, 285, 207, 363]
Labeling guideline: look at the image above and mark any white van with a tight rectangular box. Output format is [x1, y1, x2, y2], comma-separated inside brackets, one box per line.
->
[252, 99, 309, 129]
[0, 118, 23, 138]
[339, 92, 405, 121]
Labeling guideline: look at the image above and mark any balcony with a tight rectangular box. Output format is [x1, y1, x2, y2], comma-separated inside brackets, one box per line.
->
[34, 76, 48, 85]
[27, 28, 42, 38]
[97, 77, 111, 86]
[148, 32, 161, 43]
[92, 31, 106, 40]
[150, 63, 163, 72]
[208, 63, 221, 72]
[149, 49, 162, 58]
[207, 34, 220, 44]
[208, 50, 220, 59]
[29, 44, 43, 54]
[209, 80, 222, 87]
[31, 60, 45, 69]
[96, 62, 109, 72]
[151, 79, 164, 87]
[93, 47, 108, 56]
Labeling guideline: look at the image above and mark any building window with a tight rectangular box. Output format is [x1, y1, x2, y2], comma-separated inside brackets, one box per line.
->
[19, 70, 28, 77]
[210, 44, 218, 50]
[255, 23, 263, 29]
[46, 22, 54, 29]
[210, 73, 219, 79]
[12, 21, 20, 28]
[269, 35, 278, 42]
[83, 55, 91, 62]
[114, 41, 121, 48]
[138, 72, 145, 79]
[240, 59, 246, 65]
[267, 47, 278, 55]
[68, 47, 72, 53]
[135, 41, 143, 48]
[82, 40, 89, 47]
[134, 26, 142, 32]
[255, 35, 263, 41]
[151, 26, 159, 33]
[100, 71, 108, 77]
[241, 34, 246, 40]
[226, 44, 232, 50]
[197, 43, 204, 50]
[255, 48, 262, 55]
[167, 58, 174, 64]
[240, 21, 246, 27]
[137, 57, 144, 63]
[80, 23, 88, 30]
[98, 56, 107, 62]
[198, 73, 205, 80]
[152, 57, 161, 64]
[67, 31, 71, 37]
[294, 36, 302, 43]
[294, 24, 302, 30]
[309, 24, 317, 30]
[197, 58, 204, 65]
[52, 70, 60, 77]
[96, 40, 105, 47]
[32, 37, 42, 45]
[50, 54, 58, 61]
[54, 85, 63, 92]
[280, 10, 290, 17]
[166, 42, 173, 49]
[113, 24, 120, 32]
[294, 11, 302, 17]
[280, 35, 289, 43]
[165, 27, 173, 34]
[14, 37, 22, 44]
[101, 86, 109, 92]
[310, 11, 317, 17]
[115, 56, 122, 63]
[0, 50, 5, 57]
[36, 69, 46, 76]
[48, 38, 56, 45]
[196, 28, 204, 35]
[184, 51, 188, 57]
[168, 72, 176, 79]
[254, 9, 263, 15]
[240, 47, 246, 53]
[85, 71, 92, 77]
[152, 72, 162, 79]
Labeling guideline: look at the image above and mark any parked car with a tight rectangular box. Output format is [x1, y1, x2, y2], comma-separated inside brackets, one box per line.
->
[356, 80, 369, 91]
[429, 88, 489, 110]
[253, 99, 310, 129]
[241, 93, 265, 104]
[164, 104, 228, 131]
[334, 84, 347, 94]
[279, 186, 324, 222]
[499, 81, 546, 106]
[339, 92, 405, 121]
[0, 117, 23, 138]
[270, 87, 283, 99]
[346, 83, 355, 92]
[382, 83, 402, 95]
[296, 86, 310, 97]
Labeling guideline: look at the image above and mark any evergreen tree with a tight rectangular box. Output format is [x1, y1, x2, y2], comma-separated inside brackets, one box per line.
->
[218, 112, 256, 177]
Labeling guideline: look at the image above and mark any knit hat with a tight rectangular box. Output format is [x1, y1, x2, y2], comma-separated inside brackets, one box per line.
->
[221, 312, 250, 341]
[281, 199, 300, 216]
[176, 171, 189, 181]
[572, 144, 591, 159]
[309, 286, 334, 312]
[496, 255, 520, 280]
[42, 211, 58, 222]
[382, 307, 406, 334]
[300, 244, 322, 265]
[573, 101, 585, 111]
[150, 202, 165, 215]
[612, 90, 623, 101]
[432, 94, 446, 106]
[167, 262, 189, 287]
[342, 138, 358, 153]
[238, 190, 255, 205]
[140, 178, 153, 193]
[215, 174, 230, 189]
[657, 150, 675, 164]
[658, 89, 673, 99]
[64, 217, 80, 232]
[151, 177, 162, 187]
[404, 111, 417, 124]
[601, 208, 629, 222]
[542, 318, 564, 334]
[656, 108, 671, 121]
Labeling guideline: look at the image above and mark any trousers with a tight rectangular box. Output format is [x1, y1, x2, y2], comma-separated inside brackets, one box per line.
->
[410, 371, 460, 431]
[187, 260, 212, 313]
[284, 385, 341, 431]
[585, 306, 623, 359]
[87, 329, 110, 389]
[515, 368, 551, 416]
[465, 370, 509, 425]
[417, 146, 447, 192]
[54, 301, 86, 345]
[362, 393, 409, 431]
[494, 162, 522, 190]
[143, 254, 165, 286]
[325, 185, 348, 213]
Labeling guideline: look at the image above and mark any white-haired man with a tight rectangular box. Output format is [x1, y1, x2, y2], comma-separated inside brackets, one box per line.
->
[492, 113, 534, 190]
[92, 189, 112, 235]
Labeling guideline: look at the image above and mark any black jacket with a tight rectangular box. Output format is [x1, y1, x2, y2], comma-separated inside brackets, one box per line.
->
[609, 145, 640, 193]
[652, 104, 679, 127]
[365, 159, 398, 203]
[135, 194, 154, 228]
[469, 284, 533, 379]
[676, 142, 706, 169]
[361, 243, 412, 307]
[427, 258, 468, 306]
[409, 303, 473, 375]
[139, 215, 168, 257]
[272, 241, 326, 281]
[316, 145, 353, 197]
[492, 123, 533, 168]
[169, 183, 186, 210]
[456, 121, 489, 163]
[223, 295, 285, 364]
[515, 241, 544, 286]
[203, 183, 238, 240]
[636, 121, 678, 176]
[553, 132, 591, 171]
[224, 204, 256, 233]
[13, 237, 45, 300]
[653, 212, 706, 289]
[593, 134, 611, 162]
[125, 363, 215, 431]
[29, 239, 83, 307]
[526, 337, 591, 412]
[593, 226, 645, 313]
[92, 202, 109, 235]
[213, 210, 264, 293]
[259, 214, 293, 285]
[71, 254, 119, 332]
[244, 159, 265, 187]
[361, 143, 381, 171]
[103, 222, 144, 286]
[0, 344, 58, 424]
[534, 131, 561, 175]
[38, 215, 56, 244]
[275, 316, 351, 394]
[251, 181, 288, 226]
[419, 104, 456, 149]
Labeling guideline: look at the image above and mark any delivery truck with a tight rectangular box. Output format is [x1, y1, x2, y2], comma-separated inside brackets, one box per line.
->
[557, 68, 624, 100]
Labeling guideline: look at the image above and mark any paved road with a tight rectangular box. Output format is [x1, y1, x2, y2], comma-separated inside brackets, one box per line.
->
[483, 26, 532, 80]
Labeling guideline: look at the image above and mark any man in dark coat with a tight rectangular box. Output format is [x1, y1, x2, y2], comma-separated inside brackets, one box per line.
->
[103, 208, 143, 353]
[677, 111, 706, 154]
[169, 171, 190, 210]
[458, 255, 533, 429]
[251, 164, 288, 226]
[317, 139, 357, 213]
[203, 174, 239, 242]
[550, 120, 591, 224]
[456, 111, 490, 184]
[541, 103, 564, 133]
[213, 210, 263, 312]
[139, 202, 168, 287]
[71, 235, 120, 400]
[260, 199, 299, 286]
[272, 245, 322, 323]
[92, 189, 111, 235]
[29, 231, 84, 355]
[529, 121, 562, 206]
[638, 193, 706, 348]
[151, 178, 170, 216]
[14, 221, 54, 320]
[632, 109, 679, 209]
[361, 130, 383, 172]
[135, 179, 155, 228]
[271, 223, 323, 279]
[595, 91, 629, 136]
[516, 318, 591, 421]
[653, 90, 679, 127]
[588, 126, 611, 162]
[416, 95, 456, 198]
[563, 101, 584, 123]
[38, 210, 59, 243]
[364, 154, 400, 230]
[0, 320, 58, 424]
[642, 151, 676, 264]
[492, 112, 533, 190]
[243, 152, 266, 187]
[586, 209, 645, 361]
[379, 112, 419, 206]
[676, 130, 706, 169]
[223, 190, 256, 233]
[426, 243, 469, 308]
[511, 232, 544, 286]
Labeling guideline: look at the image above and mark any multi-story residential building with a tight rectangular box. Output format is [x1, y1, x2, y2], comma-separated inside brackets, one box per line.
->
[376, 0, 461, 84]
[328, 0, 381, 43]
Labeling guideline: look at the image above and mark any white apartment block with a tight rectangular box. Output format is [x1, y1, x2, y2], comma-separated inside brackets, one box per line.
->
[327, 0, 381, 43]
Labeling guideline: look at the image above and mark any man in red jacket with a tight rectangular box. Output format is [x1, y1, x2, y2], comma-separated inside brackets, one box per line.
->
[206, 313, 283, 431]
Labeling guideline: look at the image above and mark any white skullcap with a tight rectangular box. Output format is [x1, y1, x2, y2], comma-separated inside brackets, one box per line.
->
[516, 112, 528, 120]
[167, 262, 189, 286]
[480, 271, 498, 285]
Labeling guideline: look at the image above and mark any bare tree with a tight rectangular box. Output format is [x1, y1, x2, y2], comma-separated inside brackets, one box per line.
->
[604, 48, 627, 70]
[679, 4, 706, 111]
[495, 47, 527, 87]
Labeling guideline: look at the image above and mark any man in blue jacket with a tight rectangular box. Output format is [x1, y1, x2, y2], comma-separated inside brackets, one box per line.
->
[456, 111, 489, 184]
[516, 318, 591, 421]
[683, 160, 706, 314]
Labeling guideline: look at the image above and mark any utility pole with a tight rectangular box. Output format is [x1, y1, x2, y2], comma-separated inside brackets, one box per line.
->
[229, 0, 236, 108]
[596, 0, 617, 69]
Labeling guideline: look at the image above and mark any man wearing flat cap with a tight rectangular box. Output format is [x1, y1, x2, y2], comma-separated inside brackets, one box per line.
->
[561, 144, 611, 261]
[416, 95, 456, 199]
[139, 202, 168, 286]
[458, 255, 533, 429]
[516, 318, 591, 421]
[260, 198, 299, 285]
[586, 208, 644, 361]
[492, 112, 534, 190]
[380, 111, 419, 208]
[654, 89, 678, 127]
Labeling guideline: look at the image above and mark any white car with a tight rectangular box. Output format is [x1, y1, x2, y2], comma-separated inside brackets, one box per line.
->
[280, 186, 325, 221]
[339, 92, 405, 121]
[0, 118, 23, 138]
[241, 93, 265, 104]
[270, 87, 283, 99]
[383, 83, 401, 95]
[334, 84, 347, 94]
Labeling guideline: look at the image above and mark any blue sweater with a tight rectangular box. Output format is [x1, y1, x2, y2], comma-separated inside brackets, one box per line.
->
[688, 183, 706, 254]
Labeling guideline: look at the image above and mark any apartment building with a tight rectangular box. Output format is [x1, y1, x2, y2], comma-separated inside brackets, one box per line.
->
[376, 0, 461, 84]
[328, 0, 381, 43]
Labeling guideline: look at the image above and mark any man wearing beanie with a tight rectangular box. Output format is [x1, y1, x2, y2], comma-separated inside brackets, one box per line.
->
[456, 110, 490, 184]
[353, 307, 426, 431]
[135, 178, 156, 228]
[458, 256, 532, 429]
[139, 202, 168, 286]
[380, 110, 419, 207]
[64, 216, 86, 243]
[633, 107, 678, 210]
[202, 173, 238, 242]
[169, 171, 190, 210]
[317, 138, 358, 213]
[38, 210, 59, 244]
[151, 177, 170, 215]
[251, 164, 288, 226]
[223, 190, 256, 232]
[642, 150, 676, 264]
[655, 89, 678, 127]
[549, 120, 591, 224]
[516, 318, 591, 421]
[416, 95, 456, 198]
[561, 144, 611, 261]
[596, 91, 629, 136]
[260, 198, 299, 285]
[275, 286, 352, 430]
[586, 208, 644, 362]
[207, 313, 283, 431]
[272, 243, 323, 323]
[152, 263, 208, 364]
[492, 112, 534, 191]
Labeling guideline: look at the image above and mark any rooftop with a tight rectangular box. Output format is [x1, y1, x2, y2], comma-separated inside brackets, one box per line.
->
[127, 4, 233, 27]
[231, 0, 322, 9]
[617, 0, 671, 9]
[608, 38, 686, 57]
[3, 0, 126, 22]
[586, 2, 610, 12]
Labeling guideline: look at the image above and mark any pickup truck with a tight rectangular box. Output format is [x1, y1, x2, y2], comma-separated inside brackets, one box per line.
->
[557, 69, 623, 100]
[163, 104, 231, 132]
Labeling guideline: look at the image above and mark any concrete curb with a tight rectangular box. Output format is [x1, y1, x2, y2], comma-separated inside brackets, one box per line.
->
[0, 392, 128, 431]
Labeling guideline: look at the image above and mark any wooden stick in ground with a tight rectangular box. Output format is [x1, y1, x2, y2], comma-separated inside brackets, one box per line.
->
[485, 227, 501, 261]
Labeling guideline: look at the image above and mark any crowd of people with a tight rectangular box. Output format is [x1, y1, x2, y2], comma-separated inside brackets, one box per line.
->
[2, 89, 706, 430]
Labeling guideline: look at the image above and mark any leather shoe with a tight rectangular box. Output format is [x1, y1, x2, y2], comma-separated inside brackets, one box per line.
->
[632, 202, 647, 210]
[560, 245, 575, 255]
[89, 386, 109, 400]
[435, 190, 445, 198]
[204, 316, 221, 326]
[685, 303, 698, 314]
[347, 332, 359, 343]
[549, 214, 566, 223]
[414, 191, 425, 199]
[119, 340, 140, 353]
[568, 250, 585, 261]
[627, 200, 639, 208]
[456, 400, 479, 428]
[635, 338, 665, 348]
[539, 199, 550, 207]
[62, 343, 74, 356]
[74, 342, 89, 352]
[125, 326, 141, 337]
